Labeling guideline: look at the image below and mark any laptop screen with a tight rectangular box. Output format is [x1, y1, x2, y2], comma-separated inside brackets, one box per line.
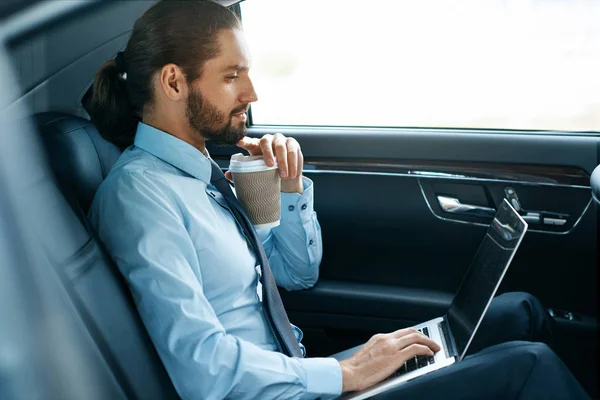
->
[446, 199, 527, 361]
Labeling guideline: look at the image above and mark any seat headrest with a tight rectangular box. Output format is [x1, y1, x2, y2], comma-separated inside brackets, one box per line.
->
[35, 112, 122, 213]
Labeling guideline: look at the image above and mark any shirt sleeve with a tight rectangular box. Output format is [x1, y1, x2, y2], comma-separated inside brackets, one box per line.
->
[257, 176, 323, 291]
[88, 172, 341, 400]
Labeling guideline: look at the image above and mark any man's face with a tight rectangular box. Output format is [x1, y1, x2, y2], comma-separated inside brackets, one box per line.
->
[187, 29, 257, 145]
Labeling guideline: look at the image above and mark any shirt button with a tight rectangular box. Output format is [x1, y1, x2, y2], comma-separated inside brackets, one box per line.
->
[309, 239, 314, 245]
[288, 205, 295, 211]
[301, 204, 307, 210]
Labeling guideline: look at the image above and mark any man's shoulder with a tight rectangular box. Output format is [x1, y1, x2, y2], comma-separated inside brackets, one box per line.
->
[102, 147, 179, 190]
[91, 149, 176, 213]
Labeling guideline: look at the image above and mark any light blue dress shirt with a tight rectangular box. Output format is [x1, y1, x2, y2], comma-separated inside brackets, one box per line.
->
[88, 123, 342, 399]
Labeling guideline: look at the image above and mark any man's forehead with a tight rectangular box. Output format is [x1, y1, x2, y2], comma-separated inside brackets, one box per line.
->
[205, 29, 251, 73]
[220, 64, 249, 73]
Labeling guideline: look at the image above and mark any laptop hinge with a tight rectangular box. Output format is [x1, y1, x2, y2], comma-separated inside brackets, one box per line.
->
[439, 317, 458, 359]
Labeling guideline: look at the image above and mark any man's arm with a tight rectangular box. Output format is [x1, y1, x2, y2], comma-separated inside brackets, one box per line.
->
[258, 176, 323, 290]
[228, 133, 323, 291]
[88, 172, 340, 400]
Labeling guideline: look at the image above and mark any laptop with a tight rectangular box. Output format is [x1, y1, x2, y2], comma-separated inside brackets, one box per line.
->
[341, 198, 528, 400]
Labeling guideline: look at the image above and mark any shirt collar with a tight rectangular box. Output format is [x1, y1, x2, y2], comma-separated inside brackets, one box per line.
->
[133, 122, 212, 184]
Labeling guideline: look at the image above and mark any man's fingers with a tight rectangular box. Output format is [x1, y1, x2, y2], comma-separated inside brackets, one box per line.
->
[236, 136, 261, 155]
[241, 134, 303, 180]
[395, 332, 440, 353]
[401, 343, 435, 358]
[390, 328, 441, 351]
[390, 327, 421, 339]
[272, 133, 288, 177]
[224, 171, 233, 182]
[259, 135, 275, 166]
[297, 150, 304, 175]
[286, 138, 299, 179]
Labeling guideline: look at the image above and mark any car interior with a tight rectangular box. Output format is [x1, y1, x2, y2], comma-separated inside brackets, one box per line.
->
[0, 1, 598, 399]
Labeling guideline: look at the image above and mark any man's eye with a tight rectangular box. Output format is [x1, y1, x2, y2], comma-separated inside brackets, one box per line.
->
[226, 75, 239, 82]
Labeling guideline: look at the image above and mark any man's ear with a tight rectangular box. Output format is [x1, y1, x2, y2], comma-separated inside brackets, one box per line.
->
[158, 63, 188, 101]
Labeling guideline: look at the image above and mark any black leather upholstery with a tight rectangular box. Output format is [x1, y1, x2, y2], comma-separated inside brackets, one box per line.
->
[35, 112, 122, 213]
[34, 112, 179, 399]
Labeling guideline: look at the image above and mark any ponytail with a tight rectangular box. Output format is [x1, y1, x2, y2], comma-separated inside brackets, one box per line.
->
[88, 58, 139, 150]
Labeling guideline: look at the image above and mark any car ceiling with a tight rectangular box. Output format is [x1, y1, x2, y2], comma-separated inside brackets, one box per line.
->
[2, 0, 244, 119]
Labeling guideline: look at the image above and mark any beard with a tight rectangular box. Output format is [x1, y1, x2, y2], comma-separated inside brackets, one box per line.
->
[186, 88, 247, 146]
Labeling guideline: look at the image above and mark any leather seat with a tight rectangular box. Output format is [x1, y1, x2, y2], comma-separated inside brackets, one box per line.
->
[35, 113, 122, 213]
[34, 112, 179, 399]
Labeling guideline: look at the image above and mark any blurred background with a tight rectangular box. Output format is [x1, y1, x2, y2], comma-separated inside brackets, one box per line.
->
[242, 0, 600, 131]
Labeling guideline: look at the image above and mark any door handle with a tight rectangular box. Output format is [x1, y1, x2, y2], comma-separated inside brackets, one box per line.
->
[503, 187, 568, 226]
[436, 196, 496, 218]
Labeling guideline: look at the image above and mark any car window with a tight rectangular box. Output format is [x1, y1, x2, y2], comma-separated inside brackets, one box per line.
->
[240, 0, 600, 132]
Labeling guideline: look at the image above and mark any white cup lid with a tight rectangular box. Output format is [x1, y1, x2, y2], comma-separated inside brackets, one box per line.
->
[229, 153, 278, 173]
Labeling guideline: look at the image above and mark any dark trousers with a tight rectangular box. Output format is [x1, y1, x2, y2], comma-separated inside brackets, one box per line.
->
[332, 292, 589, 399]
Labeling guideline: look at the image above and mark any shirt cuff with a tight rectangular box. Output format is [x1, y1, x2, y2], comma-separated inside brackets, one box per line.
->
[280, 176, 314, 224]
[297, 357, 343, 398]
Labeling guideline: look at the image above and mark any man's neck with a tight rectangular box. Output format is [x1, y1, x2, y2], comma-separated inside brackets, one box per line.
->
[142, 116, 207, 155]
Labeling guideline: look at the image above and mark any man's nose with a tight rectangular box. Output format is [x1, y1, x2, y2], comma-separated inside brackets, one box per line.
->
[240, 77, 258, 104]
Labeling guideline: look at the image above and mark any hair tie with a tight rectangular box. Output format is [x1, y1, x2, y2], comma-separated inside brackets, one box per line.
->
[114, 51, 127, 80]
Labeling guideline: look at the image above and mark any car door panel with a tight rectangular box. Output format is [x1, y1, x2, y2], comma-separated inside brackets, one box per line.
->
[210, 128, 597, 329]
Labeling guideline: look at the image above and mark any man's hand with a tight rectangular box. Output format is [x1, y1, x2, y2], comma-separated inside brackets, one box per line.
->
[339, 328, 441, 393]
[224, 133, 304, 193]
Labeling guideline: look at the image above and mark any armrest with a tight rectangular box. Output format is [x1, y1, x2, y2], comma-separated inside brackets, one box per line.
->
[280, 280, 454, 322]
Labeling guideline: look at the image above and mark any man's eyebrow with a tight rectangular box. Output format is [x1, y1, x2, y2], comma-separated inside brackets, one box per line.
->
[221, 64, 249, 73]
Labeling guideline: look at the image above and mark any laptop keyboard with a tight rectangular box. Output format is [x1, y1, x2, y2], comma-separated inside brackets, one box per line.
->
[394, 327, 436, 376]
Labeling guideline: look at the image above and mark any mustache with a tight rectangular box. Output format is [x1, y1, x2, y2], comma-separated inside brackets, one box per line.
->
[231, 104, 249, 116]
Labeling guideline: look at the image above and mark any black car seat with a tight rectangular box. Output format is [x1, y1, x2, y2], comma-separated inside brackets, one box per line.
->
[34, 112, 179, 399]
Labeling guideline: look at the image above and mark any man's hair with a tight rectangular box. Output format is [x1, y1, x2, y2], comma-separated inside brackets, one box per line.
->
[87, 0, 241, 149]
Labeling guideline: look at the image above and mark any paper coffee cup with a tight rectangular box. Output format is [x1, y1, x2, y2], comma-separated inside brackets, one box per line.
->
[229, 153, 281, 229]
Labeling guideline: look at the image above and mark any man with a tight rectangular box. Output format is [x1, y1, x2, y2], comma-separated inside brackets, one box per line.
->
[87, 1, 589, 399]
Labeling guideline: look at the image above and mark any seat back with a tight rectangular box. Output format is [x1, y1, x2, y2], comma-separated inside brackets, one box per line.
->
[35, 113, 122, 213]
[34, 112, 179, 400]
